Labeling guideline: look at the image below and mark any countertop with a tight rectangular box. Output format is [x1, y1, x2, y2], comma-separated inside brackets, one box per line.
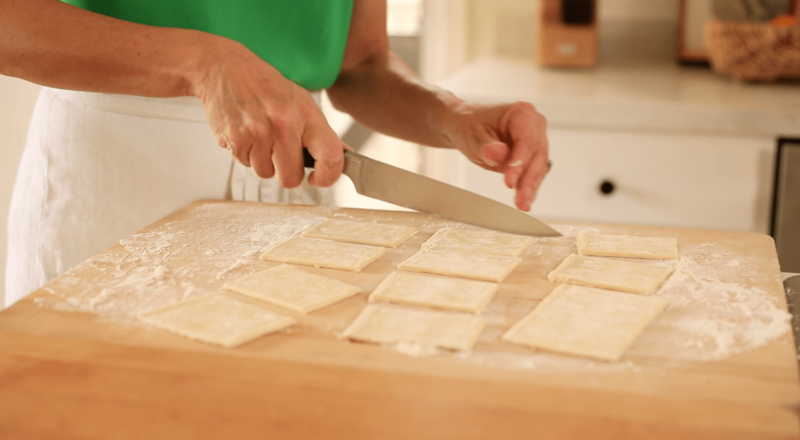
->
[443, 55, 800, 138]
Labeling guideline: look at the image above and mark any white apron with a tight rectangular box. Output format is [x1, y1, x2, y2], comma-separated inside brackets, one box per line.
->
[5, 87, 332, 307]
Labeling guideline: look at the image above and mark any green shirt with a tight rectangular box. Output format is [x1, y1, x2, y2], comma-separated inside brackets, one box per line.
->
[63, 0, 354, 90]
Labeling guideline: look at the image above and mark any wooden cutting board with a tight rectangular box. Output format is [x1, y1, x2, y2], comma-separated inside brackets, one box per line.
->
[0, 200, 797, 440]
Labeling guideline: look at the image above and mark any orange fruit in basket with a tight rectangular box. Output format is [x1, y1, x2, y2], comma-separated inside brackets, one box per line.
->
[771, 14, 797, 27]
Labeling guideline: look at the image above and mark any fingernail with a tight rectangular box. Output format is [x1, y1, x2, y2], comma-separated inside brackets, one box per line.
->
[508, 160, 523, 167]
[484, 157, 497, 167]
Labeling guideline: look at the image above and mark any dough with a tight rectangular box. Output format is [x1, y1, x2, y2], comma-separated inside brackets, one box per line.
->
[339, 304, 485, 351]
[502, 284, 668, 361]
[368, 271, 498, 314]
[423, 227, 532, 256]
[138, 294, 296, 348]
[260, 237, 387, 271]
[576, 230, 678, 260]
[223, 265, 362, 314]
[398, 249, 522, 283]
[548, 254, 673, 295]
[301, 219, 417, 248]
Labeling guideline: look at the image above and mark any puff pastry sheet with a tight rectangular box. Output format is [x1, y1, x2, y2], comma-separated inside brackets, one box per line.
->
[368, 271, 498, 314]
[223, 265, 362, 314]
[423, 227, 532, 256]
[502, 284, 668, 361]
[398, 249, 522, 282]
[548, 254, 673, 295]
[301, 219, 417, 248]
[576, 230, 678, 260]
[138, 294, 296, 348]
[340, 304, 485, 351]
[260, 237, 387, 271]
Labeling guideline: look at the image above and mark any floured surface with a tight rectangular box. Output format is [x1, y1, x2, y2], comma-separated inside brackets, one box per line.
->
[422, 227, 532, 256]
[301, 219, 417, 248]
[548, 254, 673, 295]
[398, 249, 522, 282]
[503, 285, 668, 361]
[260, 236, 387, 271]
[369, 271, 498, 314]
[138, 294, 296, 348]
[18, 201, 793, 375]
[576, 231, 678, 260]
[4, 202, 798, 440]
[223, 265, 362, 314]
[340, 304, 485, 351]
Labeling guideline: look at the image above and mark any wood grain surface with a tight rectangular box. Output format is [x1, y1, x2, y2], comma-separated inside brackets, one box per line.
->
[0, 200, 797, 440]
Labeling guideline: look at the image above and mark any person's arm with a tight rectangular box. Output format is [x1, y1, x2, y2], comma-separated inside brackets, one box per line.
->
[0, 0, 344, 188]
[327, 1, 549, 212]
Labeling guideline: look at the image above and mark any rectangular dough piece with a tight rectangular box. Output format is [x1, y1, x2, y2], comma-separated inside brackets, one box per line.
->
[398, 249, 522, 283]
[138, 294, 296, 348]
[502, 284, 668, 361]
[339, 304, 485, 351]
[368, 271, 498, 314]
[576, 230, 678, 260]
[548, 254, 673, 295]
[301, 219, 417, 248]
[260, 237, 387, 272]
[223, 265, 362, 314]
[422, 227, 532, 256]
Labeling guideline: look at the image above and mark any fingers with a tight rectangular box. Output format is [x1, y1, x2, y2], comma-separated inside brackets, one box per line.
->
[480, 141, 511, 168]
[303, 117, 345, 187]
[237, 118, 278, 180]
[502, 103, 547, 190]
[514, 151, 549, 211]
[268, 118, 304, 188]
[218, 128, 254, 168]
[467, 126, 510, 169]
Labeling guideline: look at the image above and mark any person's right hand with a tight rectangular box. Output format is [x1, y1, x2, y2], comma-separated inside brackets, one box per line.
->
[190, 39, 346, 188]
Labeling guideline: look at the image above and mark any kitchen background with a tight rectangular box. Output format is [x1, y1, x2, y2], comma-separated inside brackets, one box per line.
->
[2, 0, 799, 307]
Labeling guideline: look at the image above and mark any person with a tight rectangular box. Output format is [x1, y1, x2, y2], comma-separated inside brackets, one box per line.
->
[0, 0, 550, 308]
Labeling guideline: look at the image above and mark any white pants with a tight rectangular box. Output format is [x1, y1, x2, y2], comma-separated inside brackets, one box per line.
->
[5, 87, 332, 307]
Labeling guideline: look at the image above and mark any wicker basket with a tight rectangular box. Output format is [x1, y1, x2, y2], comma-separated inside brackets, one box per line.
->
[705, 19, 800, 81]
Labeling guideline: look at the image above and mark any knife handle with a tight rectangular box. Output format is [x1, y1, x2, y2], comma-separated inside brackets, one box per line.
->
[302, 148, 316, 169]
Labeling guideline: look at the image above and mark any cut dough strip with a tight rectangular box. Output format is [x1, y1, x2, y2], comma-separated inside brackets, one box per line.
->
[260, 237, 387, 272]
[503, 284, 668, 362]
[423, 227, 532, 257]
[368, 271, 498, 314]
[398, 249, 522, 283]
[223, 265, 362, 314]
[138, 294, 296, 348]
[301, 219, 417, 248]
[340, 304, 485, 352]
[576, 230, 678, 260]
[548, 254, 673, 295]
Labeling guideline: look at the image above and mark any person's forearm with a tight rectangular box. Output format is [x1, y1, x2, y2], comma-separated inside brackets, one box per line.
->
[327, 52, 465, 149]
[0, 0, 216, 97]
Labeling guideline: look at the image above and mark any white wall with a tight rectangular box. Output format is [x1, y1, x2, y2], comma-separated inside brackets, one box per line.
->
[0, 75, 41, 309]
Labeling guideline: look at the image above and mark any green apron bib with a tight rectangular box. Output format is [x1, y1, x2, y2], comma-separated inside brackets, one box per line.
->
[62, 0, 354, 90]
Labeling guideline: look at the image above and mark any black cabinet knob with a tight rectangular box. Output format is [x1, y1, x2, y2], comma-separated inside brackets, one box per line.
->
[599, 180, 615, 195]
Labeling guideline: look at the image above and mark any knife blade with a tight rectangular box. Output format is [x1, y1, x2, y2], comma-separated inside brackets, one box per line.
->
[303, 149, 561, 237]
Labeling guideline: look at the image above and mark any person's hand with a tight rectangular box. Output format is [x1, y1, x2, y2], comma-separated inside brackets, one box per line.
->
[442, 101, 549, 212]
[191, 39, 346, 188]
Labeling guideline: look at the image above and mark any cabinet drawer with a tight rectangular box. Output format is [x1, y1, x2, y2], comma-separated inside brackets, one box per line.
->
[450, 129, 775, 233]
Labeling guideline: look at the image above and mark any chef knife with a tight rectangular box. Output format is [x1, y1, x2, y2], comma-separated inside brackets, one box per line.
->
[303, 149, 561, 237]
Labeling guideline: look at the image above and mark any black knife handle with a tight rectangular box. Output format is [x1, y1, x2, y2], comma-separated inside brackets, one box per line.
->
[303, 148, 316, 168]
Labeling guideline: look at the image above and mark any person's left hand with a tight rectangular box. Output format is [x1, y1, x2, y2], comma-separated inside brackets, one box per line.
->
[442, 101, 549, 212]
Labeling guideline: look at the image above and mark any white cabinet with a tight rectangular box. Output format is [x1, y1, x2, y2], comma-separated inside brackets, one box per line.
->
[435, 56, 800, 234]
[448, 129, 776, 233]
